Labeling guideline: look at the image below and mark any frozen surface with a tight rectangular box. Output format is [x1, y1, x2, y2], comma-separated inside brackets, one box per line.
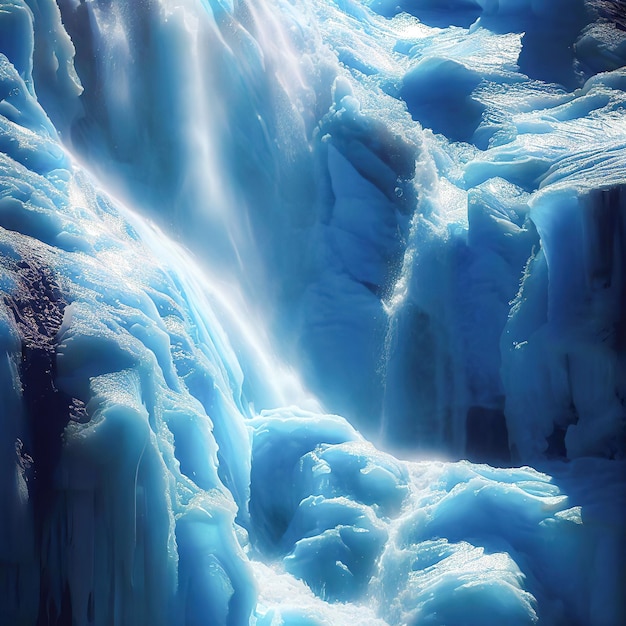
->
[0, 0, 625, 624]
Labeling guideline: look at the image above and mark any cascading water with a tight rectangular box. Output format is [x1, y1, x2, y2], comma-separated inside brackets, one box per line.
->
[1, 0, 625, 624]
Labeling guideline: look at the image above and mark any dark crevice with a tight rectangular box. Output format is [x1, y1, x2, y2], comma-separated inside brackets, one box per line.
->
[546, 425, 568, 459]
[5, 260, 69, 515]
[368, 1, 481, 27]
[3, 256, 80, 626]
[465, 406, 511, 466]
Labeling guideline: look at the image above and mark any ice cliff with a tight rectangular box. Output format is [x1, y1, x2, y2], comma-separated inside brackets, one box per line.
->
[0, 0, 624, 624]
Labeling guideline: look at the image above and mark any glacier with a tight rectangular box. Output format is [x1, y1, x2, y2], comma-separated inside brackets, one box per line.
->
[0, 0, 625, 624]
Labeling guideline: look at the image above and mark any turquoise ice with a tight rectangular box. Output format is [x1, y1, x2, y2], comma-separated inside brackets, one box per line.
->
[0, 0, 624, 624]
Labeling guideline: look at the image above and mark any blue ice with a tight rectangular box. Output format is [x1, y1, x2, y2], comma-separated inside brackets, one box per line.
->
[0, 0, 625, 624]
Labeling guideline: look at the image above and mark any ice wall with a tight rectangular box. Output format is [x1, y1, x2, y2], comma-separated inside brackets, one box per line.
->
[22, 0, 626, 463]
[0, 44, 264, 622]
[0, 0, 625, 624]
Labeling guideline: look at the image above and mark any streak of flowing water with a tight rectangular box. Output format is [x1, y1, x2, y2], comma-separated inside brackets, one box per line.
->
[68, 153, 323, 414]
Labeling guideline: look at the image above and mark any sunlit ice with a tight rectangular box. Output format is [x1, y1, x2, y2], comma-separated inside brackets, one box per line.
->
[0, 0, 624, 624]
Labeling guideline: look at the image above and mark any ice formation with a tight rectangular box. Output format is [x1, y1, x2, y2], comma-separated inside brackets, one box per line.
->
[0, 0, 624, 624]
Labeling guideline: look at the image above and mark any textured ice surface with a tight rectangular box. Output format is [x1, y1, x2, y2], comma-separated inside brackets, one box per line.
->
[18, 0, 626, 460]
[0, 0, 625, 624]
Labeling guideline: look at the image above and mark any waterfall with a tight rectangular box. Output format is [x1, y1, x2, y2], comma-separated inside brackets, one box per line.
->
[1, 0, 625, 623]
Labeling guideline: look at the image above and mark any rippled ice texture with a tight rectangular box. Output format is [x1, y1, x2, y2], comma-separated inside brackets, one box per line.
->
[0, 0, 624, 624]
